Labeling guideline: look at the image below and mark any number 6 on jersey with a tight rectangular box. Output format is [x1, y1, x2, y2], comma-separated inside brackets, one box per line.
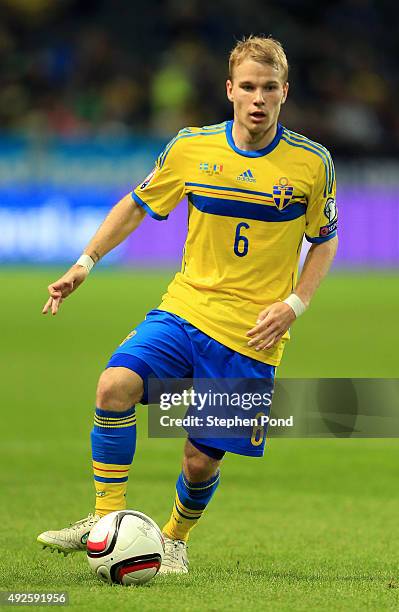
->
[234, 222, 250, 257]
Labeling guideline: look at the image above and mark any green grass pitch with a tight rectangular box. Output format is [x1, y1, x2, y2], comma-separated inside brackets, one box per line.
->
[1, 268, 399, 611]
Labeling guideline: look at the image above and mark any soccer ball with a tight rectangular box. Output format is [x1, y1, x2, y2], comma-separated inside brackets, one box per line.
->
[87, 510, 165, 586]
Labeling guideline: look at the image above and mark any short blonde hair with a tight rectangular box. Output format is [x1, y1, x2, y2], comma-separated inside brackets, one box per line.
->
[229, 35, 289, 83]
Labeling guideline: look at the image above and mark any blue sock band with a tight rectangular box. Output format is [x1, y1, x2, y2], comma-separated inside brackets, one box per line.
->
[91, 407, 137, 474]
[176, 470, 220, 511]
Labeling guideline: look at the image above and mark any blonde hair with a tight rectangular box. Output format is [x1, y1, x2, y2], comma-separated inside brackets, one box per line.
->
[229, 35, 289, 83]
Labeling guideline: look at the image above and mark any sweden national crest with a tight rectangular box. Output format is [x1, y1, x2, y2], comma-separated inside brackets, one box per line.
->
[273, 177, 294, 210]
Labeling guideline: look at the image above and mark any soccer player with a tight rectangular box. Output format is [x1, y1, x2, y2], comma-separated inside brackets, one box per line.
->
[37, 35, 338, 573]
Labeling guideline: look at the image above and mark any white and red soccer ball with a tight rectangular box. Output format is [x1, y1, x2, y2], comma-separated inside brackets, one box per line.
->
[87, 510, 165, 586]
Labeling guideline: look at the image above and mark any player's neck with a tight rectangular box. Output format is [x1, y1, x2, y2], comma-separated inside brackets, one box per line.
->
[231, 120, 277, 152]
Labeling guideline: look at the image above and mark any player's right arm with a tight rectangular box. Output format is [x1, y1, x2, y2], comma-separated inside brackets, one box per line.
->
[42, 194, 146, 315]
[43, 128, 186, 315]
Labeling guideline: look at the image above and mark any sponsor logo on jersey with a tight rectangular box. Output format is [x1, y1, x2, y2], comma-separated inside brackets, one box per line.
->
[273, 176, 294, 209]
[140, 167, 156, 190]
[237, 169, 256, 182]
[324, 197, 337, 223]
[199, 162, 224, 175]
[320, 219, 338, 237]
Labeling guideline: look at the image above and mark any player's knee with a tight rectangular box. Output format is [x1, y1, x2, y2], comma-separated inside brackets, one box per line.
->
[183, 446, 219, 483]
[96, 367, 144, 411]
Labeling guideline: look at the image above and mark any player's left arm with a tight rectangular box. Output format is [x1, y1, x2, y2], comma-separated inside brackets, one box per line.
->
[247, 237, 338, 350]
[294, 236, 338, 307]
[248, 150, 338, 350]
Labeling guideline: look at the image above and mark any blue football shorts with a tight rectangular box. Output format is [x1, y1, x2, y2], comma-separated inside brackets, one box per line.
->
[106, 309, 275, 458]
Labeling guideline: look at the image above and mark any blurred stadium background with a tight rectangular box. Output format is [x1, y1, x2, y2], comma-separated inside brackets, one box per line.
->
[2, 2, 399, 608]
[0, 0, 398, 268]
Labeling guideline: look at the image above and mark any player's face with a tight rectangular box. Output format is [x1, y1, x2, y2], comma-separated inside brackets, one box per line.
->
[226, 60, 288, 137]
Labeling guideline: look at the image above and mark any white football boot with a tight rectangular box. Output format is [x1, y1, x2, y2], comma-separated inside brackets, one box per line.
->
[37, 513, 101, 556]
[158, 536, 189, 574]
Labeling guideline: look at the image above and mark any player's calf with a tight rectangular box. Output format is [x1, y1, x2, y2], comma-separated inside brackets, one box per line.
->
[92, 368, 143, 517]
[162, 440, 222, 546]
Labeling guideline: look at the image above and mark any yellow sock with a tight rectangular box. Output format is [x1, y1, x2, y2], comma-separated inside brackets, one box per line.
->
[93, 461, 130, 516]
[91, 406, 136, 516]
[163, 493, 204, 542]
[163, 471, 220, 542]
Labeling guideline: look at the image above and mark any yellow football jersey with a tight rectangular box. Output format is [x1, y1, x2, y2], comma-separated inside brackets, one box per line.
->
[132, 121, 337, 366]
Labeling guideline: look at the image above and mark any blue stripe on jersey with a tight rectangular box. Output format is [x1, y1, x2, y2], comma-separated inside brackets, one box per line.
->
[158, 127, 226, 168]
[285, 128, 333, 168]
[305, 231, 337, 244]
[282, 133, 332, 190]
[158, 128, 193, 166]
[189, 193, 306, 222]
[132, 192, 169, 221]
[185, 182, 273, 198]
[281, 135, 332, 197]
[283, 129, 334, 194]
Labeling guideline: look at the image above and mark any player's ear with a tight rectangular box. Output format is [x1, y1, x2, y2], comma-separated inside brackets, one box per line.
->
[226, 79, 234, 102]
[281, 81, 289, 104]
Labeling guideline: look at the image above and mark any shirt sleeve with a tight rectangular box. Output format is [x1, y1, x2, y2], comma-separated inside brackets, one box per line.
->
[132, 133, 186, 221]
[305, 151, 337, 243]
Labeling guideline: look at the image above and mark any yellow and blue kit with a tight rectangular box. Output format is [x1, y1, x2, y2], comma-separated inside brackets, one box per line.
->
[108, 309, 275, 457]
[94, 121, 337, 521]
[104, 120, 337, 459]
[132, 120, 337, 366]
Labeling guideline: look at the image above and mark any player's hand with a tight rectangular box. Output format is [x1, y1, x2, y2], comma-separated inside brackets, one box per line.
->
[247, 302, 296, 350]
[42, 265, 88, 316]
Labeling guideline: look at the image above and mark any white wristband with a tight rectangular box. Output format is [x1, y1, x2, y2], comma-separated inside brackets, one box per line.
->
[75, 254, 95, 274]
[283, 293, 307, 318]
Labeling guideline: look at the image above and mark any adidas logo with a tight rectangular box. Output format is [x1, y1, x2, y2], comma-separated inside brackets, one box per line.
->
[237, 169, 256, 183]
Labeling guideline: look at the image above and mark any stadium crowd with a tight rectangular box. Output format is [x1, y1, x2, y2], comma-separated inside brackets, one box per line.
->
[0, 0, 397, 155]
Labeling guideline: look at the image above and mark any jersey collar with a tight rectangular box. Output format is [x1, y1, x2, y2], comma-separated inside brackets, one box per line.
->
[225, 120, 283, 158]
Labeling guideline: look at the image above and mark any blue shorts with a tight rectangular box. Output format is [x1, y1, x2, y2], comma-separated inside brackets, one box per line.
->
[107, 309, 275, 458]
